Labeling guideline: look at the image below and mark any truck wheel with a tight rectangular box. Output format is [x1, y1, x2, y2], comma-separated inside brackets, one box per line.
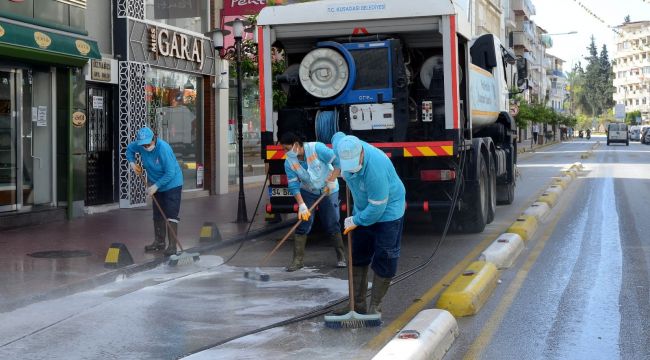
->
[487, 155, 497, 224]
[459, 156, 488, 233]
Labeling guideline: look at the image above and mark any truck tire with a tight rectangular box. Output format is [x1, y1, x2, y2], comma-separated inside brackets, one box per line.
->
[458, 155, 488, 233]
[486, 155, 496, 224]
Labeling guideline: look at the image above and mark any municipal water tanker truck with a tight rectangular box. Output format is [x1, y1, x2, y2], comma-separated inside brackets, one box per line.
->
[256, 0, 518, 233]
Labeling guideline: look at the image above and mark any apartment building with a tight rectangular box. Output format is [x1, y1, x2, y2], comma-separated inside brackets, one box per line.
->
[613, 20, 650, 123]
[545, 53, 568, 112]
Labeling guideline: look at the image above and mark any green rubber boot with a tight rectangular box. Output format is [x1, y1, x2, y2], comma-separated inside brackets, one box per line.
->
[367, 274, 392, 315]
[286, 234, 307, 272]
[163, 221, 178, 256]
[331, 232, 347, 268]
[145, 219, 166, 252]
[333, 266, 368, 315]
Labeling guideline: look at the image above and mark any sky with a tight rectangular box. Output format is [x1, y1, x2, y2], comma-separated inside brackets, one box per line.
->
[532, 0, 650, 70]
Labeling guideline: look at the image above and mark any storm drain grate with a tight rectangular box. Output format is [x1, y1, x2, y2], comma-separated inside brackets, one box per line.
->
[28, 250, 93, 259]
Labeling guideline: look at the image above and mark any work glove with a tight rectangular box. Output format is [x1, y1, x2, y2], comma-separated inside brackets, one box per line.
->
[326, 180, 337, 193]
[298, 203, 311, 222]
[343, 216, 357, 235]
[147, 184, 158, 196]
[130, 162, 143, 175]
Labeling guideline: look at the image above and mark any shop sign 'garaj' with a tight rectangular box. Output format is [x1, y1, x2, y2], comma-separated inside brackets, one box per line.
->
[149, 26, 203, 68]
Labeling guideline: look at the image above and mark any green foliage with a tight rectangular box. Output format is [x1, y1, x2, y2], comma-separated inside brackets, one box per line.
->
[222, 15, 288, 109]
[626, 110, 642, 124]
[580, 37, 615, 117]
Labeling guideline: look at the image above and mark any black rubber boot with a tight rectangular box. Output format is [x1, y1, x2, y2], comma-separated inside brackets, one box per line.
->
[145, 219, 166, 252]
[367, 273, 392, 315]
[333, 266, 369, 315]
[286, 234, 307, 272]
[163, 221, 178, 256]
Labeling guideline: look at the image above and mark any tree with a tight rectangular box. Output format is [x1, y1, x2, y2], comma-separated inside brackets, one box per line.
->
[583, 36, 601, 116]
[598, 45, 615, 113]
[582, 37, 615, 118]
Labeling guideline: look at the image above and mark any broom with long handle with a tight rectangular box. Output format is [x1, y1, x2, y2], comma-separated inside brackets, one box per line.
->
[324, 188, 381, 328]
[244, 192, 328, 281]
[139, 171, 199, 267]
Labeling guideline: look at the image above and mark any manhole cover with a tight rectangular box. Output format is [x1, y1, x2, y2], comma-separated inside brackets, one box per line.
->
[28, 250, 92, 259]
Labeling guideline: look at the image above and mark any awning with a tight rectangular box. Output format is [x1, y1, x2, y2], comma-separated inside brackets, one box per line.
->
[0, 20, 100, 67]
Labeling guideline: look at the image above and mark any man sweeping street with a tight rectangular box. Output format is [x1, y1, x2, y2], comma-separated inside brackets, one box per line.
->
[331, 132, 405, 317]
[280, 132, 347, 272]
[126, 127, 183, 256]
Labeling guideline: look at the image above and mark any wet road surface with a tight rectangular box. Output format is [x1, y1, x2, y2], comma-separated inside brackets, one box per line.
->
[448, 136, 650, 360]
[0, 138, 615, 359]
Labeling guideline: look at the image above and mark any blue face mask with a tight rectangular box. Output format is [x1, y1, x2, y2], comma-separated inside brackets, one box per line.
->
[285, 144, 298, 159]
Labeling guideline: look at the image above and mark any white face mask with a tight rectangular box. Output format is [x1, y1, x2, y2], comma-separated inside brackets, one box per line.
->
[144, 144, 156, 152]
[347, 163, 362, 173]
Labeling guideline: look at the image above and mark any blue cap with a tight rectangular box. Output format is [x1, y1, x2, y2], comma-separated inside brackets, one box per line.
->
[136, 127, 154, 145]
[336, 135, 363, 172]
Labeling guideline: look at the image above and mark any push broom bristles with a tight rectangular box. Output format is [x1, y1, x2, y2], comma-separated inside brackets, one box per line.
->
[324, 311, 381, 329]
[168, 252, 200, 267]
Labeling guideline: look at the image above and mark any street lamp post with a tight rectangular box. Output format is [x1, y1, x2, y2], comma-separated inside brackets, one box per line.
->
[224, 18, 252, 223]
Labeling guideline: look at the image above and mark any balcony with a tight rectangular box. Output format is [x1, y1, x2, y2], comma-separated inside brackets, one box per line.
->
[512, 0, 536, 19]
[513, 32, 534, 52]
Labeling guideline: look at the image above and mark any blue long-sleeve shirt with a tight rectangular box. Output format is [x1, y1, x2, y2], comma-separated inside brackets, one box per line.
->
[126, 139, 183, 192]
[284, 142, 337, 196]
[333, 139, 405, 226]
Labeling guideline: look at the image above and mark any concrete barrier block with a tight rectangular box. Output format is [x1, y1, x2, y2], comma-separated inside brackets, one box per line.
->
[372, 309, 458, 360]
[551, 176, 570, 189]
[546, 185, 563, 196]
[480, 233, 524, 269]
[560, 169, 577, 179]
[435, 261, 498, 317]
[538, 191, 559, 207]
[523, 202, 551, 220]
[506, 215, 538, 241]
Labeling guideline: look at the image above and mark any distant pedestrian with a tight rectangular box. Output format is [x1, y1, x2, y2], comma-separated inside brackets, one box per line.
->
[331, 132, 405, 317]
[126, 127, 183, 256]
[532, 123, 540, 145]
[280, 132, 346, 272]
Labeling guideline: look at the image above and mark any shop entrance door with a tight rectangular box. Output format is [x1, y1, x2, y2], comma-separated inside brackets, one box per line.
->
[0, 68, 54, 212]
[86, 85, 113, 205]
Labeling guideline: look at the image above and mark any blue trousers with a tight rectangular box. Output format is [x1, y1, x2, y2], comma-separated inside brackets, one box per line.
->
[352, 217, 404, 278]
[152, 186, 182, 222]
[296, 189, 340, 235]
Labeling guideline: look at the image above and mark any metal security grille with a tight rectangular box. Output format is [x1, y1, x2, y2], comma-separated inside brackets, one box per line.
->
[118, 61, 147, 208]
[86, 85, 113, 206]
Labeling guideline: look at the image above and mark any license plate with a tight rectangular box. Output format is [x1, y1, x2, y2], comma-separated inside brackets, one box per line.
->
[270, 187, 291, 197]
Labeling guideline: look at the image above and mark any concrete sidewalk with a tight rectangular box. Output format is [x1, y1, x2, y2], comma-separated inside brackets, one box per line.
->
[0, 184, 291, 312]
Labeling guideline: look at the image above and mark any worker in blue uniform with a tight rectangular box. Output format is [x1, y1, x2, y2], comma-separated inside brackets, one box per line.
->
[331, 132, 406, 316]
[127, 127, 184, 256]
[281, 132, 346, 272]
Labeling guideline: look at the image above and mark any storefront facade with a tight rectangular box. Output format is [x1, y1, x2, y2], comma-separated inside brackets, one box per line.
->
[113, 0, 216, 208]
[0, 0, 100, 223]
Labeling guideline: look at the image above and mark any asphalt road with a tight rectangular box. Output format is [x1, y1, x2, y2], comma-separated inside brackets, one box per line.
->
[447, 135, 650, 360]
[5, 136, 643, 360]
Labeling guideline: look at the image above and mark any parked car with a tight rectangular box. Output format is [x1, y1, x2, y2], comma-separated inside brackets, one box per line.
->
[642, 127, 650, 145]
[607, 123, 629, 146]
[629, 125, 641, 141]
